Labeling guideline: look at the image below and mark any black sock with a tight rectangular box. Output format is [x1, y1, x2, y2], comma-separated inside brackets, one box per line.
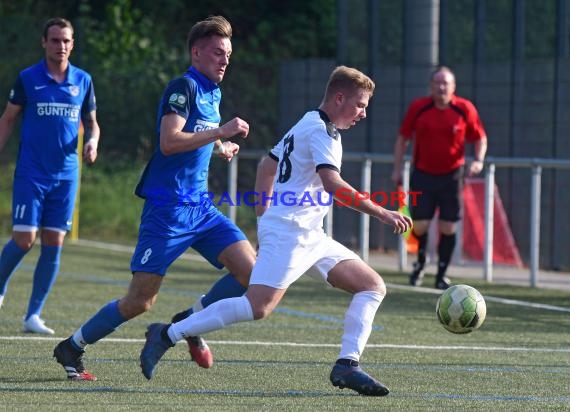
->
[437, 233, 456, 278]
[161, 323, 174, 345]
[171, 308, 193, 323]
[336, 358, 359, 367]
[414, 232, 428, 266]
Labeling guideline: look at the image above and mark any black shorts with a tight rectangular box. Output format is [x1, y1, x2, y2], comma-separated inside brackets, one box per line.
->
[409, 167, 463, 222]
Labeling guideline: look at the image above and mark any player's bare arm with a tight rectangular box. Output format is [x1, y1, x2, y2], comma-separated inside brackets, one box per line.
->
[467, 136, 488, 176]
[159, 113, 249, 155]
[254, 155, 278, 217]
[0, 102, 22, 152]
[82, 110, 100, 164]
[391, 134, 409, 186]
[318, 167, 412, 234]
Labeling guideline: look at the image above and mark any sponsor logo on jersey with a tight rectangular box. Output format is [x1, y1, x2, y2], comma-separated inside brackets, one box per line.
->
[34, 85, 48, 90]
[193, 119, 219, 132]
[36, 102, 81, 121]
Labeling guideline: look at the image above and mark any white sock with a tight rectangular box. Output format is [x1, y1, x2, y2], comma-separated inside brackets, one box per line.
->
[338, 290, 385, 361]
[71, 329, 87, 350]
[168, 295, 253, 342]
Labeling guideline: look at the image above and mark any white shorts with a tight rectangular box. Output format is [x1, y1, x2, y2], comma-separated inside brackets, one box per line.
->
[250, 222, 361, 289]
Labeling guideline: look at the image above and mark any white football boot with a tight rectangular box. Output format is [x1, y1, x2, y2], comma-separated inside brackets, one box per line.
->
[0, 294, 4, 309]
[23, 314, 55, 335]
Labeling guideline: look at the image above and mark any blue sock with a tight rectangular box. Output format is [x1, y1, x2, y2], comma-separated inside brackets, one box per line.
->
[25, 245, 62, 319]
[201, 273, 247, 308]
[75, 300, 127, 346]
[171, 273, 247, 323]
[0, 240, 29, 295]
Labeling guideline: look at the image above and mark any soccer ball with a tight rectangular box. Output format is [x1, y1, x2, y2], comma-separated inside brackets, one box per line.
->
[436, 284, 486, 334]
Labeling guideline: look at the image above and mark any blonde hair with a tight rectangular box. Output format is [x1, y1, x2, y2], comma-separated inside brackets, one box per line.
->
[324, 66, 375, 101]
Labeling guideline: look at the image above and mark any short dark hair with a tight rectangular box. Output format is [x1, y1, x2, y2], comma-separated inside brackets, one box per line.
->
[187, 16, 232, 56]
[42, 17, 74, 39]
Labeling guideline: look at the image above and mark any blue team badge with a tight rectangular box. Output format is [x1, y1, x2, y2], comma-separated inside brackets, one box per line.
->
[69, 86, 79, 97]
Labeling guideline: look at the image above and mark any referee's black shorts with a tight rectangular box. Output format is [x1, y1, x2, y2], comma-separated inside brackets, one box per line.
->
[409, 167, 463, 222]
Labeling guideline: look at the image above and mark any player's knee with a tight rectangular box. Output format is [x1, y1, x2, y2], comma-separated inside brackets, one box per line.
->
[370, 275, 387, 296]
[221, 253, 255, 287]
[119, 297, 154, 319]
[376, 283, 387, 296]
[13, 234, 35, 251]
[14, 239, 34, 251]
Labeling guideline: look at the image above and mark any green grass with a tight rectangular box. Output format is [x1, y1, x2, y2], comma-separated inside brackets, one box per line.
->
[0, 242, 569, 411]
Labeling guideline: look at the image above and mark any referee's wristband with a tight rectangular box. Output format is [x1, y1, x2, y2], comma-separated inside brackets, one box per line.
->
[473, 158, 484, 163]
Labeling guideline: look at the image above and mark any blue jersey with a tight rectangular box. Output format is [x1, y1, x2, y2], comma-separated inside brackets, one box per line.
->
[135, 66, 222, 205]
[9, 59, 96, 181]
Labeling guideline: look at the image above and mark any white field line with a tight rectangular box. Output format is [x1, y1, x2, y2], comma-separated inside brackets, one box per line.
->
[0, 335, 569, 353]
[388, 283, 570, 313]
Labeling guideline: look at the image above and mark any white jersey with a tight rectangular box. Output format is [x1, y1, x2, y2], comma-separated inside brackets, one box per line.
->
[253, 110, 359, 289]
[261, 110, 342, 231]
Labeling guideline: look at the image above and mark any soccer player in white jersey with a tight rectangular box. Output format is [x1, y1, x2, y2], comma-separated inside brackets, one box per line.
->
[140, 66, 413, 396]
[0, 17, 100, 335]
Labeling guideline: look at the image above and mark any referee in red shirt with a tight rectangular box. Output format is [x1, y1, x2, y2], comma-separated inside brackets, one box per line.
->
[391, 66, 487, 289]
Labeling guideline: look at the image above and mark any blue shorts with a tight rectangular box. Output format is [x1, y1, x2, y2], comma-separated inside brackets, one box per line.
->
[130, 200, 247, 276]
[11, 175, 78, 232]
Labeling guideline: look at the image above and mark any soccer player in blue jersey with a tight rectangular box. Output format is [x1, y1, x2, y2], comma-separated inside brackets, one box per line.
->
[139, 66, 413, 396]
[53, 15, 256, 381]
[0, 18, 100, 335]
